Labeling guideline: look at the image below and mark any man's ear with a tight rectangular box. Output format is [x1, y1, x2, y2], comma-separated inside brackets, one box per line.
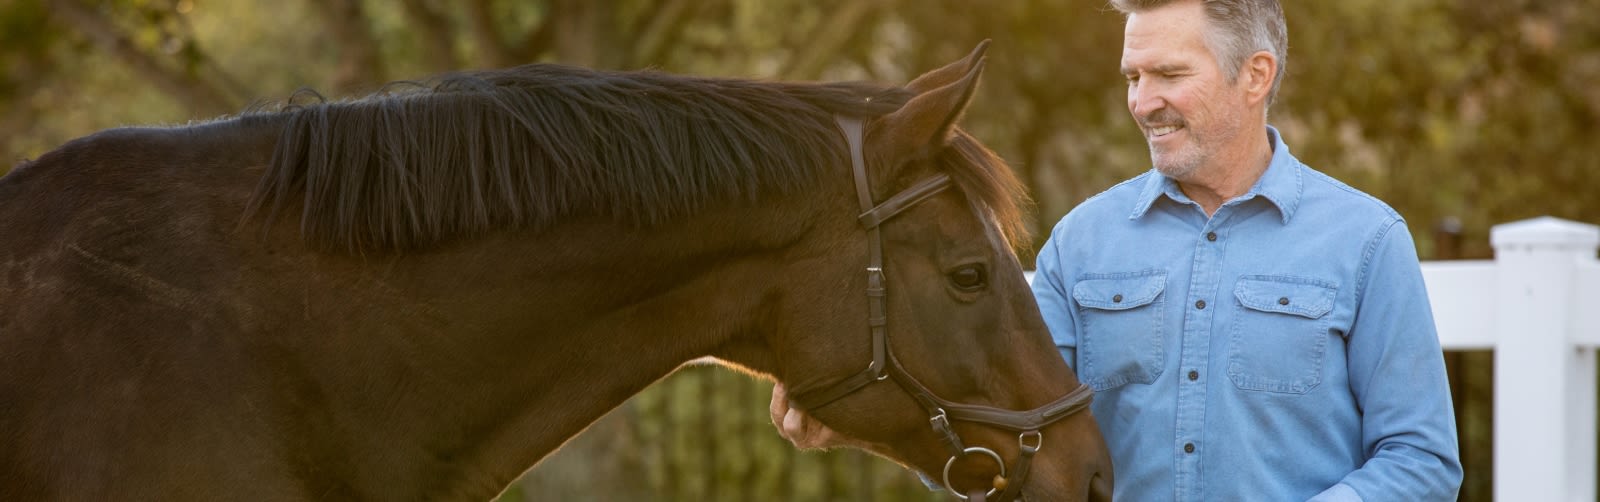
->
[874, 57, 986, 164]
[1243, 50, 1278, 105]
[904, 40, 990, 94]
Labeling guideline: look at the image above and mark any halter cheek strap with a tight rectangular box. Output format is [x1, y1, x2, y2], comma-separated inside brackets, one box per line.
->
[787, 115, 1094, 501]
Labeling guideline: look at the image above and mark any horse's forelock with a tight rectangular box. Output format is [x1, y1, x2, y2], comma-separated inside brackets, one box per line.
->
[941, 129, 1034, 255]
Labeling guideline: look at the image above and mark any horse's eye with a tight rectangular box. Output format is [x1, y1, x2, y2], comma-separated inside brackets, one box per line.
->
[948, 264, 987, 292]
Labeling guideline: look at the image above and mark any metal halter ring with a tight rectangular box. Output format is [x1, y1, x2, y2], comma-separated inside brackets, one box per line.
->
[1019, 430, 1043, 452]
[942, 446, 1006, 500]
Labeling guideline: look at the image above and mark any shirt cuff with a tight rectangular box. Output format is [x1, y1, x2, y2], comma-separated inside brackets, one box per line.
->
[1306, 482, 1362, 502]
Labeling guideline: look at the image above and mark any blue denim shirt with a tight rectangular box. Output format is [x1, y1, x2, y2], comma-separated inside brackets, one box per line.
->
[1032, 127, 1462, 501]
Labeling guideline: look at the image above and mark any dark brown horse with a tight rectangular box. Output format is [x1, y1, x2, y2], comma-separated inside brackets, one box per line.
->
[0, 45, 1111, 500]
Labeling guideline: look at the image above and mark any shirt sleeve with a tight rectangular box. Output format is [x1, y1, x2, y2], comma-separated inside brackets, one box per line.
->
[1307, 482, 1363, 501]
[1334, 219, 1463, 500]
[1031, 219, 1080, 372]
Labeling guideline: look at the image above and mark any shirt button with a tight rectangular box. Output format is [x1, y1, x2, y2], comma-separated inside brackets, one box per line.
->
[1195, 299, 1206, 310]
[1206, 232, 1217, 242]
[1188, 370, 1199, 381]
[1113, 294, 1124, 303]
[1279, 297, 1290, 306]
[1184, 443, 1196, 454]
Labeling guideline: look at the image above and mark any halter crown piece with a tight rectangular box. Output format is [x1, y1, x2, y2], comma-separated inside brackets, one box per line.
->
[786, 115, 1095, 502]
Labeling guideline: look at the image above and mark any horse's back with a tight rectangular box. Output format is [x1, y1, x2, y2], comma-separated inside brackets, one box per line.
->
[0, 121, 302, 499]
[0, 124, 265, 336]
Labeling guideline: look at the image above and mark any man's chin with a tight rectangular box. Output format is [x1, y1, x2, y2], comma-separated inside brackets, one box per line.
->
[1152, 156, 1200, 180]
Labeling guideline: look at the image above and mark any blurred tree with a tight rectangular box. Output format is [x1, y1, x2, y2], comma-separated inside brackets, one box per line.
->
[3, 0, 901, 165]
[4, 1, 1598, 499]
[0, 0, 57, 155]
[884, 0, 1139, 256]
[10, 0, 1599, 238]
[40, 0, 246, 115]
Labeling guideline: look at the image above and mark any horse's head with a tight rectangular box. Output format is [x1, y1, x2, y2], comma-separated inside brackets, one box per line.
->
[758, 43, 1114, 500]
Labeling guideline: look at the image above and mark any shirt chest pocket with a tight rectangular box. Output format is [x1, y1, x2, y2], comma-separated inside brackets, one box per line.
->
[1226, 276, 1339, 394]
[1072, 271, 1167, 391]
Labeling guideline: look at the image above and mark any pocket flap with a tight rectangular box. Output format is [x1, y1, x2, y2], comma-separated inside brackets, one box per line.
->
[1073, 272, 1167, 310]
[1234, 276, 1337, 319]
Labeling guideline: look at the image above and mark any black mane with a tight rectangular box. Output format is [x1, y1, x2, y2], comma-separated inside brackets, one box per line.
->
[245, 63, 912, 252]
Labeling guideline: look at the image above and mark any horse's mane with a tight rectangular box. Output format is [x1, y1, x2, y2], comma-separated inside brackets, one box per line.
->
[244, 63, 1030, 254]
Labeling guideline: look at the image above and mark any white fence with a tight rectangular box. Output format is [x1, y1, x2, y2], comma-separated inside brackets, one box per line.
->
[1423, 216, 1600, 501]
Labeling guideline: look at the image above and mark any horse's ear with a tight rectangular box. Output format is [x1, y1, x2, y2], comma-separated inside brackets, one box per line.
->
[875, 56, 986, 162]
[904, 40, 990, 94]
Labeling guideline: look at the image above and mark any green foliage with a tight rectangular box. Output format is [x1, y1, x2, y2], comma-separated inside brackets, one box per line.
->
[5, 1, 1597, 499]
[500, 366, 940, 501]
[1279, 0, 1600, 259]
[0, 0, 54, 101]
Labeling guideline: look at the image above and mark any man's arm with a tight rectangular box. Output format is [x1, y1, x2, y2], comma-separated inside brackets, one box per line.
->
[1324, 220, 1463, 501]
[1031, 221, 1081, 371]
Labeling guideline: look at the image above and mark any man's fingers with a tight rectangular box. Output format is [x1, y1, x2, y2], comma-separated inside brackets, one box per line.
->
[771, 383, 815, 447]
[771, 382, 846, 450]
[782, 407, 805, 440]
[769, 383, 788, 428]
[784, 407, 827, 448]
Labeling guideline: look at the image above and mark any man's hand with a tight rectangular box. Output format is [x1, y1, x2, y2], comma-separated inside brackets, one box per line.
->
[769, 382, 854, 450]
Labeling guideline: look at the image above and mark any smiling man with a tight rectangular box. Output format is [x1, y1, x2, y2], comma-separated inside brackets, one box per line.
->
[1029, 0, 1463, 500]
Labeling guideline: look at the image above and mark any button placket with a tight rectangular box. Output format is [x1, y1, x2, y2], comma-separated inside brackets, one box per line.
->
[1176, 214, 1230, 499]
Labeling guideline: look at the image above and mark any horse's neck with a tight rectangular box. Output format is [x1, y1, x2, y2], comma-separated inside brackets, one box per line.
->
[274, 197, 830, 499]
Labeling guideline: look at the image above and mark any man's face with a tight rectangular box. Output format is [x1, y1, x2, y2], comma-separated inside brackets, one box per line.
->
[1121, 0, 1248, 180]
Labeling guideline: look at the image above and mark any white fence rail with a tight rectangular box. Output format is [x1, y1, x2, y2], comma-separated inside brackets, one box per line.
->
[1423, 217, 1600, 502]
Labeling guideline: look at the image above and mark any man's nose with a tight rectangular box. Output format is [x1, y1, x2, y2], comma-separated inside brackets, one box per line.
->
[1130, 81, 1165, 117]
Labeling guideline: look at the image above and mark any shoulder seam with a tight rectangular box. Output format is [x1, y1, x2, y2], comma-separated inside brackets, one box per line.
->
[1299, 165, 1401, 221]
[1353, 216, 1404, 309]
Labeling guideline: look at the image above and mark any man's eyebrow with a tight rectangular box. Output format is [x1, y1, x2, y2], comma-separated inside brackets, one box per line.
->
[1123, 63, 1192, 75]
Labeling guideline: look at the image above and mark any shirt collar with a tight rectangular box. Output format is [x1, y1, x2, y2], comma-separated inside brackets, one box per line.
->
[1128, 125, 1302, 223]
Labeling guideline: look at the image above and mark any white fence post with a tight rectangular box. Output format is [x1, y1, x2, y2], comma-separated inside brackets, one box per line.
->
[1490, 217, 1600, 502]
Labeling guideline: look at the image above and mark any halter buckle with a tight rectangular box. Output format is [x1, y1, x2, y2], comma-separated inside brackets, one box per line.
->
[867, 360, 888, 381]
[865, 266, 885, 292]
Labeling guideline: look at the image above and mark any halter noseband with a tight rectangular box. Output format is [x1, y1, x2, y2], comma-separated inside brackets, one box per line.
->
[787, 116, 1094, 502]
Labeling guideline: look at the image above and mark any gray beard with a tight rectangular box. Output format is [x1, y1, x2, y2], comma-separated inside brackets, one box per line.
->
[1151, 146, 1202, 180]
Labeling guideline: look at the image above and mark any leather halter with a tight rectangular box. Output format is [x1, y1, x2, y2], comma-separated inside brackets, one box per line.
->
[788, 116, 1094, 501]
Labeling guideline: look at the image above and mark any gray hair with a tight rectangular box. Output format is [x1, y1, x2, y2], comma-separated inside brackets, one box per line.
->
[1111, 0, 1287, 107]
